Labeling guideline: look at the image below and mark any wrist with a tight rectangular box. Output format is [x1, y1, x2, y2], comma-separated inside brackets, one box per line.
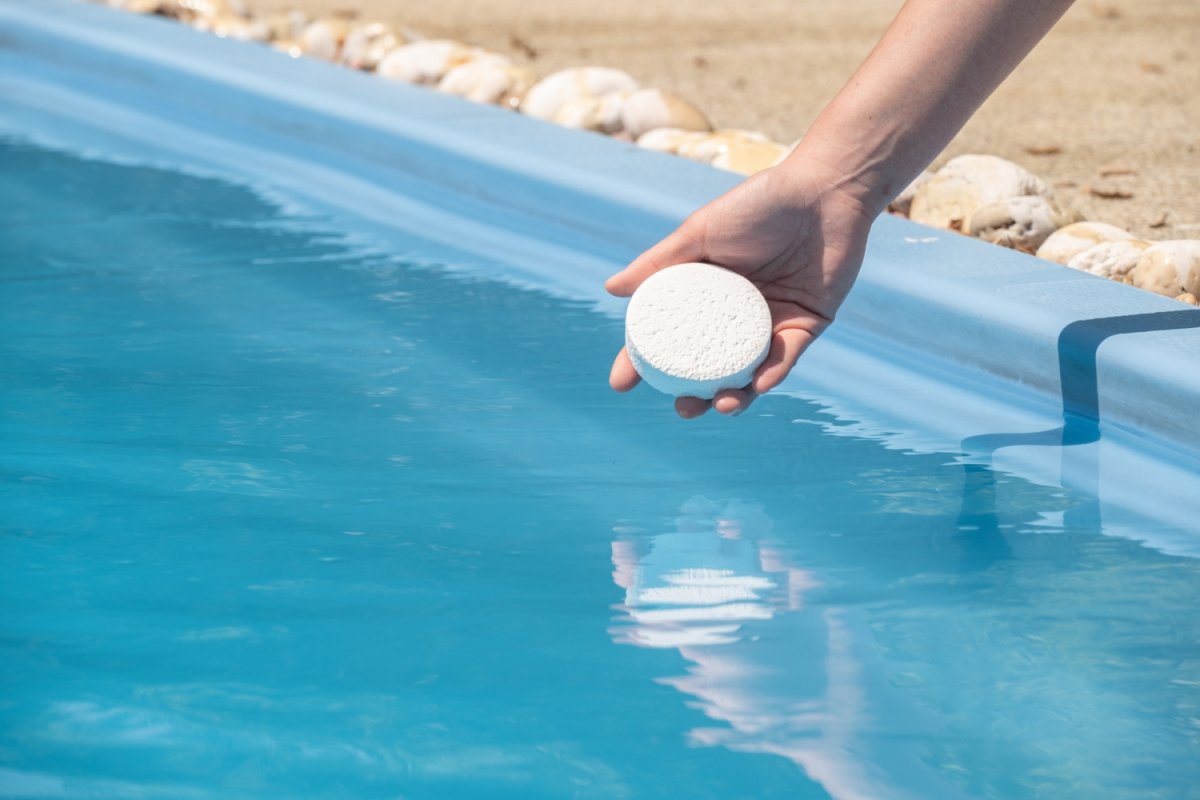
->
[767, 143, 891, 234]
[776, 134, 903, 219]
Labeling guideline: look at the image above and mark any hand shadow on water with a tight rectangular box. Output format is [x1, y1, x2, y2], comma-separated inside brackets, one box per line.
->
[957, 309, 1200, 565]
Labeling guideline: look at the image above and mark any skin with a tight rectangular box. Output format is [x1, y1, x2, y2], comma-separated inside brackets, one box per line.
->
[607, 0, 1076, 418]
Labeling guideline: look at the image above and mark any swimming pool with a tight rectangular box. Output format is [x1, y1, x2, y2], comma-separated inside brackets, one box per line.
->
[3, 2, 1200, 797]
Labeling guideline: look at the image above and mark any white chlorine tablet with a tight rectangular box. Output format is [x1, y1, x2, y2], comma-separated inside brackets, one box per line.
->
[625, 262, 772, 399]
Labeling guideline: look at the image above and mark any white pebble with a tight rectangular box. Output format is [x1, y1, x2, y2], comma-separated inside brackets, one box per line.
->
[1035, 221, 1137, 265]
[909, 154, 1051, 231]
[377, 40, 490, 85]
[659, 129, 785, 175]
[625, 263, 772, 399]
[676, 128, 769, 164]
[1130, 240, 1200, 297]
[711, 139, 789, 176]
[967, 195, 1081, 252]
[552, 91, 630, 133]
[340, 22, 402, 71]
[437, 60, 536, 108]
[635, 127, 705, 154]
[619, 88, 710, 139]
[297, 18, 349, 62]
[1065, 239, 1150, 280]
[520, 67, 639, 121]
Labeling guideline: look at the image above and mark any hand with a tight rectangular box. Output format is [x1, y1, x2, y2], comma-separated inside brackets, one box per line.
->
[605, 156, 880, 418]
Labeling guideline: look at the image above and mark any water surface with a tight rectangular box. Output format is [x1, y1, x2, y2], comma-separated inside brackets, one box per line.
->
[2, 141, 1199, 799]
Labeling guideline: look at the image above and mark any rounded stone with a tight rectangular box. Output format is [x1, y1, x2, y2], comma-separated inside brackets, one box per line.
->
[619, 89, 711, 139]
[297, 18, 350, 62]
[1130, 240, 1200, 297]
[1035, 221, 1137, 265]
[712, 139, 789, 175]
[635, 127, 705, 154]
[967, 195, 1082, 252]
[625, 263, 772, 399]
[1065, 239, 1150, 280]
[909, 154, 1051, 231]
[676, 128, 769, 164]
[520, 67, 639, 121]
[552, 91, 630, 133]
[376, 40, 486, 85]
[340, 22, 401, 71]
[438, 61, 536, 109]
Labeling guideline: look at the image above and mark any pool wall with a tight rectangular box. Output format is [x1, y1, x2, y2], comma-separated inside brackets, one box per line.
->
[3, 0, 1199, 457]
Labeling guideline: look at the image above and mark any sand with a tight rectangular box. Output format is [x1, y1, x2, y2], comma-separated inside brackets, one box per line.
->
[247, 0, 1199, 240]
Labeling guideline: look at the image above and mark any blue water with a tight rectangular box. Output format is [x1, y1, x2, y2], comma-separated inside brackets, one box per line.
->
[2, 140, 1199, 799]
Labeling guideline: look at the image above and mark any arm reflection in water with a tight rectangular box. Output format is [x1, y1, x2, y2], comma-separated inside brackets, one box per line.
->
[609, 496, 964, 800]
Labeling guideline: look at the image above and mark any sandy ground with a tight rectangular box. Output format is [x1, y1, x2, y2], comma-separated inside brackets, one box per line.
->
[247, 0, 1199, 240]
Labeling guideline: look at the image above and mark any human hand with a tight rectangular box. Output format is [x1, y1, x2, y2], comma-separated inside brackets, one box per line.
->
[605, 156, 881, 418]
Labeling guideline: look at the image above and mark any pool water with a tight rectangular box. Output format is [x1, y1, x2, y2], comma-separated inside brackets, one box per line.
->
[2, 140, 1199, 799]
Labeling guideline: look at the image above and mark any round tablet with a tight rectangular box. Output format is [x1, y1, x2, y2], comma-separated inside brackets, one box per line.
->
[624, 262, 772, 399]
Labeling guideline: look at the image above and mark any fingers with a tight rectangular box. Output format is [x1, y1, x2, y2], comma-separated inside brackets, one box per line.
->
[676, 389, 754, 418]
[752, 328, 815, 395]
[713, 388, 756, 416]
[605, 220, 704, 297]
[613, 329, 811, 416]
[675, 396, 711, 419]
[697, 329, 814, 418]
[609, 350, 740, 418]
[609, 348, 641, 393]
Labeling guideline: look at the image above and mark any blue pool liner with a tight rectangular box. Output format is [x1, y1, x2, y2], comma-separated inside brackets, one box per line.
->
[1, 0, 1198, 545]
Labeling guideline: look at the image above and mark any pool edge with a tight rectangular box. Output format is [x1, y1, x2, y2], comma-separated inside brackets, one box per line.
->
[3, 0, 1200, 456]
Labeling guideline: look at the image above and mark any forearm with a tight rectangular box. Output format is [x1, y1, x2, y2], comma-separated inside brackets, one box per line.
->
[784, 0, 1075, 214]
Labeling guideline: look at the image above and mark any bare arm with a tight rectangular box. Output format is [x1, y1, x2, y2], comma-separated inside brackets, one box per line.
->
[795, 0, 1076, 212]
[607, 0, 1075, 418]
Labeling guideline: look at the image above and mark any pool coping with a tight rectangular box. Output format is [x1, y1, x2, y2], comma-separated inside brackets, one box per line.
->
[3, 0, 1200, 457]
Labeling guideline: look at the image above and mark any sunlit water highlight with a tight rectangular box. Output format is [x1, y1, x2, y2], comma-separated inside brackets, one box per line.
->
[2, 141, 1199, 799]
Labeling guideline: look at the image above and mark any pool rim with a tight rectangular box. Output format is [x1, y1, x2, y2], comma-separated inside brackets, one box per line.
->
[2, 0, 1199, 458]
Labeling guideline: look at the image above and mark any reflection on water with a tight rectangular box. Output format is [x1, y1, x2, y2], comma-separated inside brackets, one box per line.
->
[612, 499, 783, 649]
[608, 463, 1200, 799]
[611, 496, 960, 800]
[4, 140, 1200, 799]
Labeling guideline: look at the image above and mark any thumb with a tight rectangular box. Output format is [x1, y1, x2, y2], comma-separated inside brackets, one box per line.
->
[605, 219, 705, 297]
